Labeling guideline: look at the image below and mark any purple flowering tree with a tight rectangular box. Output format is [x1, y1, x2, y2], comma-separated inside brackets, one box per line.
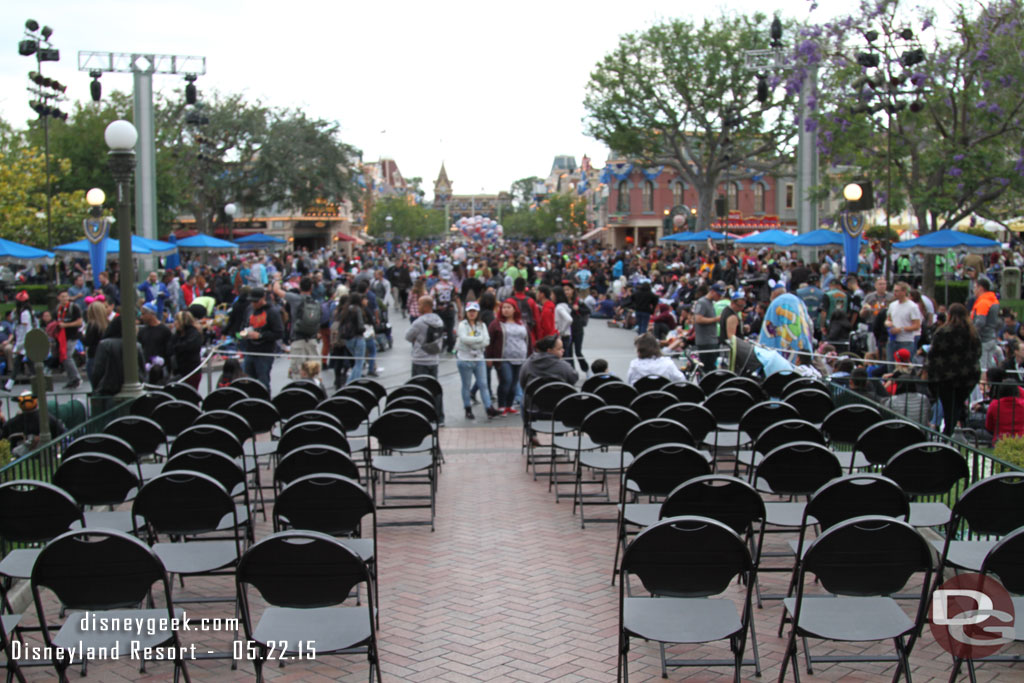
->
[584, 14, 798, 231]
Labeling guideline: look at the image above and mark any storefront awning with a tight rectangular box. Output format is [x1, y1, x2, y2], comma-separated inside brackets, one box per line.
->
[580, 226, 607, 240]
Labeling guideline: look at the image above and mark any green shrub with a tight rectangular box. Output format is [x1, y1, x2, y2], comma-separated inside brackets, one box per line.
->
[992, 435, 1024, 470]
[935, 281, 970, 306]
[0, 439, 10, 468]
[865, 225, 899, 241]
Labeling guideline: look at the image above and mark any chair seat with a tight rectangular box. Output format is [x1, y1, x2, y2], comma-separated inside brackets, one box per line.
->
[763, 502, 807, 528]
[834, 451, 870, 470]
[338, 538, 375, 562]
[0, 548, 39, 579]
[532, 420, 573, 436]
[735, 451, 763, 469]
[786, 539, 810, 559]
[908, 502, 951, 528]
[253, 606, 371, 654]
[138, 463, 164, 482]
[81, 510, 144, 533]
[622, 503, 660, 528]
[704, 430, 746, 449]
[372, 454, 433, 474]
[217, 505, 250, 531]
[348, 424, 369, 439]
[382, 437, 434, 454]
[58, 608, 185, 651]
[783, 596, 914, 641]
[253, 440, 277, 457]
[552, 434, 601, 452]
[624, 597, 742, 643]
[580, 452, 634, 471]
[931, 539, 998, 573]
[2, 614, 20, 637]
[153, 540, 240, 575]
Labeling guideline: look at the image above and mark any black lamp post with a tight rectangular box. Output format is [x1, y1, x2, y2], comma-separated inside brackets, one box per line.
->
[224, 203, 237, 242]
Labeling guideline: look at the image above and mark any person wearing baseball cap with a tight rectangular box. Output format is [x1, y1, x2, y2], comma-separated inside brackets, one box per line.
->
[719, 290, 748, 345]
[455, 301, 500, 420]
[4, 290, 35, 392]
[1, 390, 64, 451]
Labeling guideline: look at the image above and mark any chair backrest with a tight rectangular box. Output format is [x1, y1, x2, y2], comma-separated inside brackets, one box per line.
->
[580, 373, 621, 394]
[150, 399, 202, 437]
[333, 384, 380, 414]
[633, 374, 671, 394]
[801, 516, 933, 596]
[229, 397, 280, 436]
[593, 381, 638, 406]
[580, 406, 640, 448]
[133, 470, 235, 536]
[202, 386, 249, 413]
[522, 376, 557, 403]
[621, 516, 752, 597]
[278, 421, 350, 456]
[780, 376, 827, 398]
[237, 530, 371, 607]
[129, 390, 176, 417]
[170, 423, 243, 459]
[65, 433, 135, 465]
[854, 419, 926, 467]
[754, 419, 824, 455]
[821, 404, 882, 445]
[625, 443, 711, 497]
[981, 525, 1024, 595]
[369, 409, 433, 450]
[386, 395, 438, 424]
[316, 396, 369, 433]
[272, 387, 320, 421]
[761, 370, 798, 398]
[699, 369, 737, 395]
[346, 377, 386, 403]
[53, 453, 139, 507]
[783, 388, 835, 424]
[282, 379, 327, 402]
[283, 409, 344, 434]
[275, 446, 360, 488]
[407, 374, 443, 398]
[32, 529, 170, 611]
[231, 376, 271, 400]
[622, 418, 694, 456]
[163, 448, 245, 493]
[629, 391, 678, 421]
[950, 473, 1024, 538]
[703, 387, 756, 425]
[0, 479, 84, 544]
[882, 442, 970, 497]
[660, 475, 767, 537]
[529, 382, 577, 415]
[663, 381, 706, 404]
[718, 376, 767, 402]
[194, 410, 254, 440]
[804, 474, 910, 532]
[386, 384, 434, 406]
[740, 401, 800, 443]
[551, 392, 606, 430]
[274, 474, 373, 537]
[755, 441, 843, 496]
[658, 403, 716, 443]
[162, 381, 203, 405]
[104, 415, 165, 455]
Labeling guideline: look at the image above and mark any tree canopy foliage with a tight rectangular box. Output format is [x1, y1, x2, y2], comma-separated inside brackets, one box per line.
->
[367, 197, 445, 239]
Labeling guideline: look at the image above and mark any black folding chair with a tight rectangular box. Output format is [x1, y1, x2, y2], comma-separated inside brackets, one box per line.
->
[699, 368, 736, 395]
[574, 406, 640, 528]
[282, 378, 327, 402]
[548, 392, 606, 500]
[272, 386, 320, 422]
[368, 409, 438, 530]
[230, 376, 271, 400]
[163, 448, 255, 542]
[718, 376, 767, 402]
[882, 442, 970, 528]
[740, 419, 824, 482]
[104, 415, 166, 462]
[821, 403, 881, 471]
[663, 381, 705, 404]
[852, 419, 925, 472]
[761, 370, 798, 398]
[202, 386, 249, 413]
[522, 381, 576, 476]
[783, 388, 834, 426]
[733, 402, 801, 477]
[628, 390, 677, 421]
[52, 454, 141, 533]
[162, 381, 202, 405]
[593, 381, 638, 407]
[236, 530, 382, 682]
[779, 516, 933, 682]
[282, 409, 344, 434]
[632, 374, 671, 394]
[275, 445, 360, 492]
[129, 389, 175, 418]
[618, 516, 757, 683]
[580, 373, 620, 394]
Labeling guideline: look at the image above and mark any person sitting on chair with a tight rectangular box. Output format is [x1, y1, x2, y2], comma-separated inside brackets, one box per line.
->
[1, 390, 64, 453]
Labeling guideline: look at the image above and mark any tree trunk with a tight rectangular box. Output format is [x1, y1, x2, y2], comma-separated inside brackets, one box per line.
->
[695, 179, 716, 231]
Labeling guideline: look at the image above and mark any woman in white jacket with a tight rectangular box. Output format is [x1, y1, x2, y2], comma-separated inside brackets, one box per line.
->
[456, 302, 501, 420]
[553, 288, 573, 362]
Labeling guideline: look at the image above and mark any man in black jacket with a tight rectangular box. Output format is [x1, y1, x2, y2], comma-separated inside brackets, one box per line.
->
[241, 287, 284, 390]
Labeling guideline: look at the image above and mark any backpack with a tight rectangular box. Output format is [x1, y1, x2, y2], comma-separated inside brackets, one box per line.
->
[295, 295, 321, 338]
[421, 322, 444, 355]
[514, 295, 535, 331]
[320, 300, 336, 329]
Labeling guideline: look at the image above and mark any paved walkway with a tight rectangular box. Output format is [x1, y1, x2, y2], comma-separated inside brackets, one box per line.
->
[12, 426, 1023, 681]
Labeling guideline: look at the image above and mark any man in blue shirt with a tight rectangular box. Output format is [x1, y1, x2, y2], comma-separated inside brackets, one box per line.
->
[137, 271, 169, 317]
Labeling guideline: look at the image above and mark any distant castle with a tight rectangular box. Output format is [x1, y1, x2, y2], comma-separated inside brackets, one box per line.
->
[432, 163, 511, 218]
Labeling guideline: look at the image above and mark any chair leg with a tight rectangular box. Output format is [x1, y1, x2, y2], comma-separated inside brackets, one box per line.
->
[658, 642, 668, 678]
[749, 610, 762, 677]
[801, 634, 813, 674]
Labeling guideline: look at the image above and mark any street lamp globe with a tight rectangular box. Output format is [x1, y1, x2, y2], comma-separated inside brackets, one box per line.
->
[843, 182, 864, 203]
[104, 120, 138, 151]
[673, 214, 685, 229]
[86, 188, 106, 207]
[224, 202, 238, 218]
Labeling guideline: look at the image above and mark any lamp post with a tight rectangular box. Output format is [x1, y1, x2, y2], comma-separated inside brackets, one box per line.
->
[224, 202, 237, 242]
[105, 120, 143, 398]
[384, 214, 393, 241]
[555, 215, 564, 241]
[84, 188, 110, 290]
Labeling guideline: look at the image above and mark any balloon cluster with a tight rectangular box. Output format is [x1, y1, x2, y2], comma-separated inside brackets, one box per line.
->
[453, 215, 503, 242]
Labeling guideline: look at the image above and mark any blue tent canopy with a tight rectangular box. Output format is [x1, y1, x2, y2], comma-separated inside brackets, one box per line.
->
[234, 233, 286, 245]
[661, 230, 735, 242]
[0, 238, 54, 265]
[892, 230, 1001, 254]
[175, 234, 239, 251]
[734, 229, 796, 247]
[54, 237, 151, 256]
[132, 236, 178, 256]
[791, 229, 852, 247]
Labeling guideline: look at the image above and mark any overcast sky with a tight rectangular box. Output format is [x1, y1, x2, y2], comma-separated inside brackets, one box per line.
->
[2, 0, 933, 198]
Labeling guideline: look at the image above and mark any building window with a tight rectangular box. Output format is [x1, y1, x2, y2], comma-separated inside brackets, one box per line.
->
[753, 183, 765, 213]
[728, 182, 740, 211]
[785, 183, 795, 209]
[617, 181, 630, 213]
[672, 181, 685, 207]
[643, 181, 654, 212]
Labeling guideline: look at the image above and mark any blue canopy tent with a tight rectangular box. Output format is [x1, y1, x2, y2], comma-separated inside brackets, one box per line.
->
[175, 234, 239, 251]
[54, 237, 152, 256]
[892, 230, 1001, 254]
[0, 238, 55, 265]
[132, 236, 178, 256]
[734, 229, 796, 247]
[660, 230, 735, 243]
[164, 235, 180, 269]
[791, 229, 855, 247]
[234, 233, 286, 246]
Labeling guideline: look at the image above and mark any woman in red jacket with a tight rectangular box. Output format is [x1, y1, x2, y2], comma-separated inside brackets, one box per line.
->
[985, 368, 1024, 442]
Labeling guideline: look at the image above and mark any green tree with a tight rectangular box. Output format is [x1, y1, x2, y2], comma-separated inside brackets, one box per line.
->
[584, 13, 798, 230]
[510, 176, 543, 207]
[367, 197, 445, 239]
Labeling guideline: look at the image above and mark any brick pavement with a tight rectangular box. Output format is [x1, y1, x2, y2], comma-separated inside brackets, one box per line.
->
[9, 425, 1024, 681]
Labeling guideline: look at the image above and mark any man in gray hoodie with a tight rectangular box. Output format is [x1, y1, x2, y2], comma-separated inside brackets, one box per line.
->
[405, 295, 446, 422]
[518, 335, 579, 446]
